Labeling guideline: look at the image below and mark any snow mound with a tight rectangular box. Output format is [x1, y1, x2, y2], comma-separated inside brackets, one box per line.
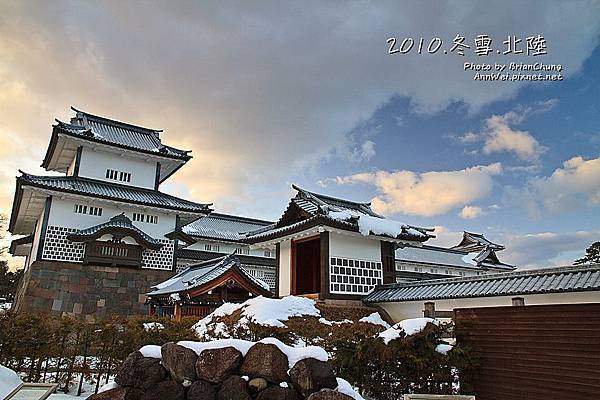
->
[143, 322, 164, 331]
[139, 344, 162, 358]
[359, 312, 390, 328]
[193, 295, 321, 335]
[336, 377, 365, 400]
[318, 317, 352, 326]
[378, 317, 439, 344]
[260, 337, 328, 368]
[435, 343, 453, 355]
[0, 364, 22, 399]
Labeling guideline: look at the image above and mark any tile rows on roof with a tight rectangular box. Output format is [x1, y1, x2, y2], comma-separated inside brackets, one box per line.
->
[183, 213, 273, 241]
[53, 107, 190, 159]
[363, 264, 600, 303]
[19, 172, 211, 213]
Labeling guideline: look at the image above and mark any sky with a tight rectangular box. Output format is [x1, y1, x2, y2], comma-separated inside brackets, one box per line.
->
[0, 1, 598, 269]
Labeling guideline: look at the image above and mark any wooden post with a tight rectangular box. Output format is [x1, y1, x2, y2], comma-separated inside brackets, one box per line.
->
[174, 303, 182, 321]
[424, 302, 436, 318]
[512, 297, 525, 306]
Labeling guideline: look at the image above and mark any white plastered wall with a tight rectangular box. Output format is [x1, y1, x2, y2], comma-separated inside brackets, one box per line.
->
[77, 147, 157, 189]
[279, 240, 292, 296]
[329, 232, 381, 261]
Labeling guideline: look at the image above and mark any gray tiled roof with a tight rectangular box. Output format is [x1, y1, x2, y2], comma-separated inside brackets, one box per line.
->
[148, 254, 270, 296]
[285, 184, 382, 220]
[396, 245, 515, 271]
[183, 213, 273, 242]
[53, 107, 190, 159]
[363, 264, 600, 303]
[19, 172, 211, 213]
[69, 214, 161, 246]
[245, 185, 433, 243]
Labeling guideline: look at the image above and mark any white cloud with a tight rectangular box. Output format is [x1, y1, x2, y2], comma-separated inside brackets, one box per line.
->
[507, 156, 600, 217]
[457, 99, 556, 162]
[334, 163, 502, 217]
[459, 205, 484, 219]
[0, 3, 598, 218]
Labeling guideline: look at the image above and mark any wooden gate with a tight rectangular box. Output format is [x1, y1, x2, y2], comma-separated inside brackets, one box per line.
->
[454, 303, 600, 400]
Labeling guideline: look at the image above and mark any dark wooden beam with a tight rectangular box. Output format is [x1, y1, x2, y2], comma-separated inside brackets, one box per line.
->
[319, 231, 330, 301]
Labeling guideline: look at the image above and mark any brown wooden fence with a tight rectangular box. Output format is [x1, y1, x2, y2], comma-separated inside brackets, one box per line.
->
[454, 303, 600, 400]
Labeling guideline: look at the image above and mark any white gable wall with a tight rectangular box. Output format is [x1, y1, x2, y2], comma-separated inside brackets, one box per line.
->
[77, 147, 157, 189]
[329, 232, 381, 261]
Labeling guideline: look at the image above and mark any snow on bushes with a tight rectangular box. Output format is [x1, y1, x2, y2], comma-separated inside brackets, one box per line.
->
[378, 317, 440, 344]
[193, 295, 386, 340]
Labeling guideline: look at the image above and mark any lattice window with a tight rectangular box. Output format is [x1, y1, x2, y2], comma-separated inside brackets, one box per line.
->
[329, 257, 382, 295]
[142, 239, 174, 270]
[42, 226, 85, 262]
[241, 265, 276, 292]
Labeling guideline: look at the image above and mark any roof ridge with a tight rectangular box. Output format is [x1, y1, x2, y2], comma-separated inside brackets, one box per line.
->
[71, 106, 163, 134]
[292, 184, 372, 206]
[208, 212, 274, 225]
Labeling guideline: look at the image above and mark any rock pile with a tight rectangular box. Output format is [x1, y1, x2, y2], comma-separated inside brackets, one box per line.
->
[89, 339, 360, 400]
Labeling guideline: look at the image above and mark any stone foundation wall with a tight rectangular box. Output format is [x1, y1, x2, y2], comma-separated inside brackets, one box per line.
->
[13, 260, 174, 320]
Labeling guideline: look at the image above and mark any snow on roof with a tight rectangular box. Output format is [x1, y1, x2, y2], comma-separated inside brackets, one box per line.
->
[328, 210, 430, 239]
[148, 254, 270, 296]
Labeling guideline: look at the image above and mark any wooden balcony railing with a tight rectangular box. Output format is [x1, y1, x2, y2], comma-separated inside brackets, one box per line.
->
[83, 241, 143, 268]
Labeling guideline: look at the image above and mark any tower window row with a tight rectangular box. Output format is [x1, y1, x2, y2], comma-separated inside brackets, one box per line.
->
[106, 169, 132, 182]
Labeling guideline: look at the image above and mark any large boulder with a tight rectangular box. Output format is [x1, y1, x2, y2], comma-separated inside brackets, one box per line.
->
[196, 346, 243, 383]
[307, 389, 354, 400]
[114, 351, 167, 390]
[88, 387, 143, 400]
[217, 375, 251, 400]
[187, 379, 217, 400]
[161, 342, 198, 383]
[240, 343, 289, 383]
[144, 380, 185, 400]
[256, 386, 302, 400]
[289, 358, 338, 397]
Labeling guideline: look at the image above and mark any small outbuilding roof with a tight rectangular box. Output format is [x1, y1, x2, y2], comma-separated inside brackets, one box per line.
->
[363, 264, 600, 303]
[148, 254, 272, 297]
